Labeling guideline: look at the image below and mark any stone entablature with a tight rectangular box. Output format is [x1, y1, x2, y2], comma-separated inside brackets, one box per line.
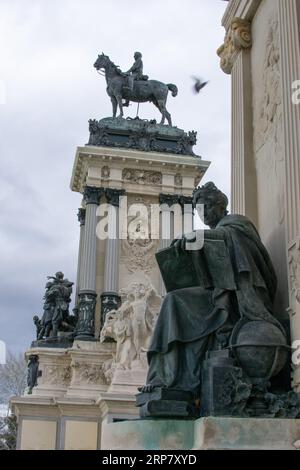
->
[70, 146, 209, 195]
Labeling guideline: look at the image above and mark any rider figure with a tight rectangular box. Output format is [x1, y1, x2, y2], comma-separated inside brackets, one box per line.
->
[126, 51, 143, 91]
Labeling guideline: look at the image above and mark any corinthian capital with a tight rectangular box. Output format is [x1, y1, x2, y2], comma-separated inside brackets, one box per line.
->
[217, 17, 252, 74]
[105, 188, 126, 207]
[159, 194, 179, 207]
[83, 186, 104, 205]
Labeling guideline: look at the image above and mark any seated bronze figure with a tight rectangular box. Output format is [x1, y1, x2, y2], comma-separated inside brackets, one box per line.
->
[137, 182, 298, 419]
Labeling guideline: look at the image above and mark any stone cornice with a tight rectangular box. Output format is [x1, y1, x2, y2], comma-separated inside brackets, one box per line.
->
[218, 0, 262, 74]
[222, 0, 262, 29]
[70, 146, 210, 194]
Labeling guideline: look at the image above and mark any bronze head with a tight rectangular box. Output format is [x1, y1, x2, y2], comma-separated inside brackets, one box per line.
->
[193, 182, 229, 228]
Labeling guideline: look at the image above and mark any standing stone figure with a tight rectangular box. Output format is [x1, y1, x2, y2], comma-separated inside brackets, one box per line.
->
[100, 282, 161, 371]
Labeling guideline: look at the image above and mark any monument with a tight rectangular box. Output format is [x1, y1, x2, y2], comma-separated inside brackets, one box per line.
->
[11, 0, 300, 448]
[11, 51, 209, 450]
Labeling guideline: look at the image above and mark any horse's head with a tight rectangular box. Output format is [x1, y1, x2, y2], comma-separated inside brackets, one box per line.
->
[94, 53, 110, 70]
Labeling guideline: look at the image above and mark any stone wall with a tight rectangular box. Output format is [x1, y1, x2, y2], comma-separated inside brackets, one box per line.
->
[219, 0, 300, 390]
[251, 0, 288, 316]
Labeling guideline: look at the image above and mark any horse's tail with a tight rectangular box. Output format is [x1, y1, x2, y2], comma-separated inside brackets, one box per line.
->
[167, 83, 178, 97]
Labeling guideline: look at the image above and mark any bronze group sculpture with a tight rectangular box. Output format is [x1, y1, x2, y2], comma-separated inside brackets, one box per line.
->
[94, 53, 178, 126]
[33, 272, 77, 345]
[137, 183, 298, 419]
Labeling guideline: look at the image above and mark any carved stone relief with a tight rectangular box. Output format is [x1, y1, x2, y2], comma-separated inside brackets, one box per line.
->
[100, 280, 161, 373]
[121, 238, 158, 274]
[121, 195, 159, 274]
[254, 19, 281, 152]
[70, 360, 110, 386]
[122, 168, 162, 185]
[174, 174, 182, 187]
[254, 18, 285, 226]
[288, 239, 300, 314]
[40, 364, 71, 387]
[101, 166, 110, 179]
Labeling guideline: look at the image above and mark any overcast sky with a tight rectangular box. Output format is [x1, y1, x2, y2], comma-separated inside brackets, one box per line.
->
[0, 0, 230, 354]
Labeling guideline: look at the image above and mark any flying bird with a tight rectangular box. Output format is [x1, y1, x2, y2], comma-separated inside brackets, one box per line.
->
[191, 76, 209, 94]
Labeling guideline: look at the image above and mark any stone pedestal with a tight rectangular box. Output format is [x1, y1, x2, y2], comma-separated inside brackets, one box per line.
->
[101, 417, 300, 450]
[107, 362, 148, 395]
[12, 119, 209, 450]
[26, 347, 71, 398]
[66, 340, 114, 399]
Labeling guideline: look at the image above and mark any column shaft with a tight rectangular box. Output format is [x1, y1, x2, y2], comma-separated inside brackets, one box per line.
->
[80, 202, 98, 292]
[231, 50, 257, 225]
[100, 189, 125, 329]
[75, 187, 103, 340]
[104, 207, 119, 293]
[159, 194, 181, 298]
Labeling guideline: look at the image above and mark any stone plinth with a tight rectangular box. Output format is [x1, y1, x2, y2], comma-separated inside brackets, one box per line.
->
[26, 347, 71, 398]
[101, 419, 194, 450]
[101, 417, 300, 450]
[67, 340, 114, 399]
[87, 117, 198, 157]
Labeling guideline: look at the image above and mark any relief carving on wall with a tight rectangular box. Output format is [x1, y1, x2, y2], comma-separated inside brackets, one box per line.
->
[174, 174, 182, 187]
[122, 238, 158, 274]
[101, 166, 110, 179]
[217, 17, 252, 74]
[122, 168, 162, 185]
[40, 364, 71, 387]
[253, 18, 285, 226]
[288, 239, 300, 314]
[254, 19, 281, 151]
[121, 195, 159, 273]
[70, 360, 110, 385]
[100, 281, 161, 372]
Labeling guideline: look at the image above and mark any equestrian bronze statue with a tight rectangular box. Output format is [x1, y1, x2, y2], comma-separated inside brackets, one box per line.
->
[94, 53, 178, 126]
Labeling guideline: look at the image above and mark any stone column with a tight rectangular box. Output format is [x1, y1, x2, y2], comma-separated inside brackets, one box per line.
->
[278, 0, 300, 392]
[74, 208, 86, 306]
[100, 188, 125, 328]
[75, 186, 103, 341]
[217, 16, 258, 225]
[179, 195, 194, 233]
[158, 194, 181, 297]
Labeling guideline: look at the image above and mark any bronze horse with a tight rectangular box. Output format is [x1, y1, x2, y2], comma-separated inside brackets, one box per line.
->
[94, 53, 178, 126]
